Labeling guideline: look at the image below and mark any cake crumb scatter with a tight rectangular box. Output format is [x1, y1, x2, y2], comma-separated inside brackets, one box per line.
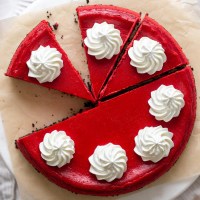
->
[53, 23, 59, 30]
[79, 109, 83, 113]
[15, 140, 18, 149]
[46, 11, 52, 19]
[84, 101, 94, 108]
[74, 18, 78, 24]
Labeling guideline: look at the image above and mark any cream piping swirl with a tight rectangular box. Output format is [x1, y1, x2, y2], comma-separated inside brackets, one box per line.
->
[84, 22, 123, 60]
[27, 45, 63, 83]
[39, 130, 75, 168]
[134, 126, 174, 163]
[148, 85, 185, 122]
[89, 143, 127, 182]
[128, 37, 166, 75]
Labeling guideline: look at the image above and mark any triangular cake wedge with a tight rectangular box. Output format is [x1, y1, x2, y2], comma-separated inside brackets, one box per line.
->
[6, 20, 94, 102]
[100, 15, 188, 99]
[77, 5, 140, 99]
[16, 66, 196, 196]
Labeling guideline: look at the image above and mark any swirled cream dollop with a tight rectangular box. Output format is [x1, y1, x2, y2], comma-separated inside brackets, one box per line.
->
[148, 85, 185, 122]
[134, 126, 174, 163]
[27, 45, 63, 83]
[89, 143, 127, 182]
[128, 37, 167, 75]
[84, 22, 123, 60]
[39, 130, 75, 168]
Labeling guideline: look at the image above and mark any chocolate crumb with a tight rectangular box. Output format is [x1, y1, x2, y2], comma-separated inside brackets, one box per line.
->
[70, 108, 73, 111]
[84, 101, 95, 108]
[79, 108, 83, 113]
[86, 0, 89, 4]
[47, 16, 50, 19]
[74, 18, 78, 24]
[61, 35, 63, 39]
[62, 117, 68, 121]
[53, 22, 59, 30]
[32, 123, 35, 128]
[52, 114, 54, 117]
[191, 67, 194, 71]
[49, 12, 52, 16]
[18, 90, 21, 93]
[15, 140, 18, 149]
[87, 82, 92, 93]
[34, 168, 40, 173]
[47, 11, 49, 14]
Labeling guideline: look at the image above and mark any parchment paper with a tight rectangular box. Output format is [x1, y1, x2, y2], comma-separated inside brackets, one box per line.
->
[0, 0, 200, 199]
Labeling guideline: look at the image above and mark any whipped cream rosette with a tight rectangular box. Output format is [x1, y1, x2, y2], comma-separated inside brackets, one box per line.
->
[39, 130, 75, 168]
[84, 22, 123, 60]
[27, 45, 63, 83]
[128, 37, 166, 75]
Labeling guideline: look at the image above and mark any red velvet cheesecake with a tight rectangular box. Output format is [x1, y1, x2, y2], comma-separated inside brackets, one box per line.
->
[100, 15, 188, 99]
[77, 5, 140, 99]
[6, 4, 196, 197]
[16, 66, 196, 196]
[6, 20, 94, 102]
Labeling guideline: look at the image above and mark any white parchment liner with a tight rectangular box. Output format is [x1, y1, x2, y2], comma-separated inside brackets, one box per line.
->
[0, 0, 200, 199]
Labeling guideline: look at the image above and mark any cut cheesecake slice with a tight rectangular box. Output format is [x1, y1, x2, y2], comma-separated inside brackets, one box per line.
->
[16, 66, 196, 196]
[100, 15, 188, 99]
[6, 20, 94, 102]
[77, 5, 140, 99]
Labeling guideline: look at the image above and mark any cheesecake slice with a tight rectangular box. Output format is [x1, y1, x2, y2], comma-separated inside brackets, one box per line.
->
[6, 20, 94, 102]
[100, 15, 188, 99]
[77, 5, 140, 99]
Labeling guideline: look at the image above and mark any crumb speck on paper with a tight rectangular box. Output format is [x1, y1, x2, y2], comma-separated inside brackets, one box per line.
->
[74, 18, 78, 24]
[53, 23, 59, 30]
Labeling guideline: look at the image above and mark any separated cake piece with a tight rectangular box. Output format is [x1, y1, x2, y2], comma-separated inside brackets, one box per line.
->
[100, 15, 188, 99]
[77, 5, 140, 99]
[6, 20, 94, 102]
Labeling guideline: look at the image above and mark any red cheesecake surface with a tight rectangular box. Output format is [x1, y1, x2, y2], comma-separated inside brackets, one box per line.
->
[17, 66, 196, 196]
[77, 5, 140, 99]
[100, 15, 188, 99]
[6, 20, 94, 102]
